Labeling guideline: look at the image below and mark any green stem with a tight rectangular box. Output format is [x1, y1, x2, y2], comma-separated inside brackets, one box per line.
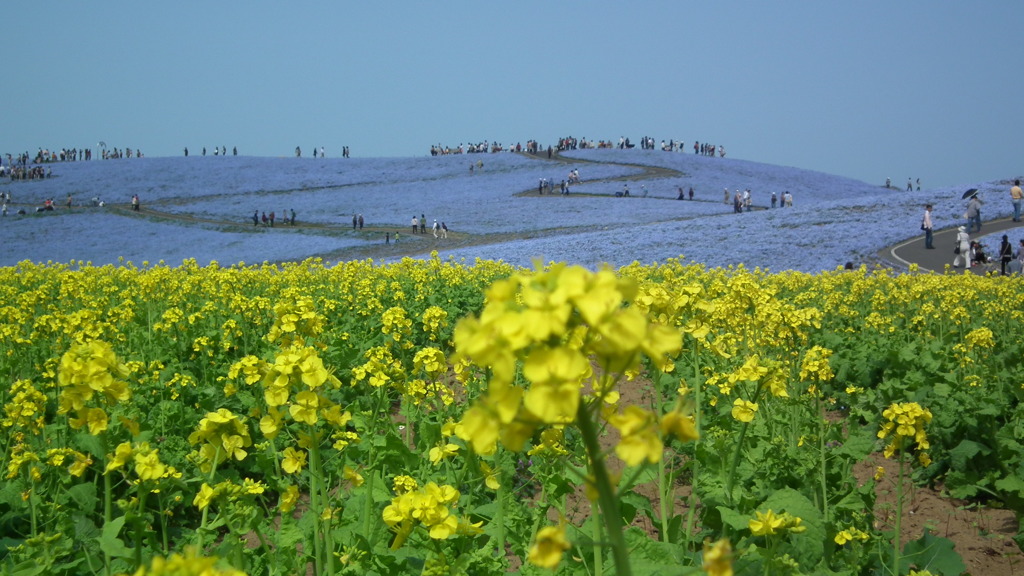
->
[135, 485, 146, 570]
[195, 448, 221, 549]
[102, 434, 113, 576]
[157, 492, 169, 555]
[893, 451, 905, 574]
[653, 377, 671, 543]
[818, 396, 829, 526]
[685, 347, 703, 551]
[593, 505, 604, 576]
[724, 421, 750, 508]
[494, 453, 506, 560]
[724, 383, 764, 509]
[658, 455, 670, 543]
[576, 401, 632, 576]
[307, 439, 324, 574]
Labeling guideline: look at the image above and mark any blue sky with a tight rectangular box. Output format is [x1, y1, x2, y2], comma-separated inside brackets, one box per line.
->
[3, 2, 1021, 188]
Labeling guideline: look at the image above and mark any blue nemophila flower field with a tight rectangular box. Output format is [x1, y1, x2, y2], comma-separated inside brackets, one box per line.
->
[0, 150, 1012, 271]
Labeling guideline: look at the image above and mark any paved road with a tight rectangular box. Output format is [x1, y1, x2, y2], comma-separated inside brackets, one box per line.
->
[887, 216, 1024, 274]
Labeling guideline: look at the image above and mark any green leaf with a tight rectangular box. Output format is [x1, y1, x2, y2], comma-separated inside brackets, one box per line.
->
[73, 432, 106, 461]
[97, 516, 133, 559]
[994, 474, 1024, 498]
[66, 482, 98, 512]
[832, 427, 876, 460]
[901, 530, 966, 576]
[948, 439, 987, 470]
[622, 527, 700, 575]
[4, 560, 48, 576]
[759, 488, 826, 567]
[620, 491, 654, 526]
[716, 506, 749, 532]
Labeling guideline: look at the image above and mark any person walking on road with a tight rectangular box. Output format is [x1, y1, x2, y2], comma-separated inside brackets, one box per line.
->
[1011, 179, 1022, 222]
[966, 193, 983, 234]
[953, 226, 971, 268]
[922, 204, 934, 249]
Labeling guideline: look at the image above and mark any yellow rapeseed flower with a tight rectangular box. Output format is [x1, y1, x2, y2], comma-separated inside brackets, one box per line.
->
[281, 447, 307, 474]
[527, 524, 570, 570]
[731, 398, 758, 423]
[702, 538, 734, 576]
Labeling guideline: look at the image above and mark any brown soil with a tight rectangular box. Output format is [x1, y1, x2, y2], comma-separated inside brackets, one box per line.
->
[562, 375, 1024, 575]
[861, 457, 1022, 575]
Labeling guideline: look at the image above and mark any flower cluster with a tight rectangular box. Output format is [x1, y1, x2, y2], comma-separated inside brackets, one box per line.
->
[527, 524, 570, 569]
[453, 263, 681, 455]
[265, 297, 324, 346]
[747, 509, 807, 537]
[878, 402, 932, 465]
[420, 305, 448, 341]
[193, 477, 266, 511]
[2, 379, 48, 434]
[382, 480, 480, 549]
[833, 526, 870, 545]
[701, 538, 733, 576]
[57, 340, 131, 436]
[106, 441, 181, 482]
[799, 345, 835, 394]
[188, 409, 252, 473]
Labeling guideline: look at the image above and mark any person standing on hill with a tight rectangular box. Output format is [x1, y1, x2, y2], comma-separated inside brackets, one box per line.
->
[252, 210, 259, 226]
[1010, 179, 1022, 222]
[411, 216, 419, 234]
[922, 204, 934, 249]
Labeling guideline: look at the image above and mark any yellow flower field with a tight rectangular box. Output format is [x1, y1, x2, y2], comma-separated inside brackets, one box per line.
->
[1, 255, 1021, 575]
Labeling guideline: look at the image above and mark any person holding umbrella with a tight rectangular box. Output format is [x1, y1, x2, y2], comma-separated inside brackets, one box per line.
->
[963, 189, 983, 234]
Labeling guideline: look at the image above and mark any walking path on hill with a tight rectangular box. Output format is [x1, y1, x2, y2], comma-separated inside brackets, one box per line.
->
[512, 150, 685, 197]
[886, 217, 1024, 274]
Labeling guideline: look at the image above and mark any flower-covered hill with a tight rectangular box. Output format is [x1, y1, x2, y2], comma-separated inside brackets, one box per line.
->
[0, 150, 1011, 272]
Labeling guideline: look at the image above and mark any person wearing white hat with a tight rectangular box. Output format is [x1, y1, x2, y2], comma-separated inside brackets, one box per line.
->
[953, 226, 971, 268]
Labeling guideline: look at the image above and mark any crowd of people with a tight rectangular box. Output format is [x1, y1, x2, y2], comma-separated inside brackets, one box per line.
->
[251, 209, 297, 227]
[2, 165, 49, 180]
[430, 142, 511, 155]
[945, 182, 1024, 275]
[409, 214, 448, 238]
[1, 145, 145, 174]
[428, 135, 729, 158]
